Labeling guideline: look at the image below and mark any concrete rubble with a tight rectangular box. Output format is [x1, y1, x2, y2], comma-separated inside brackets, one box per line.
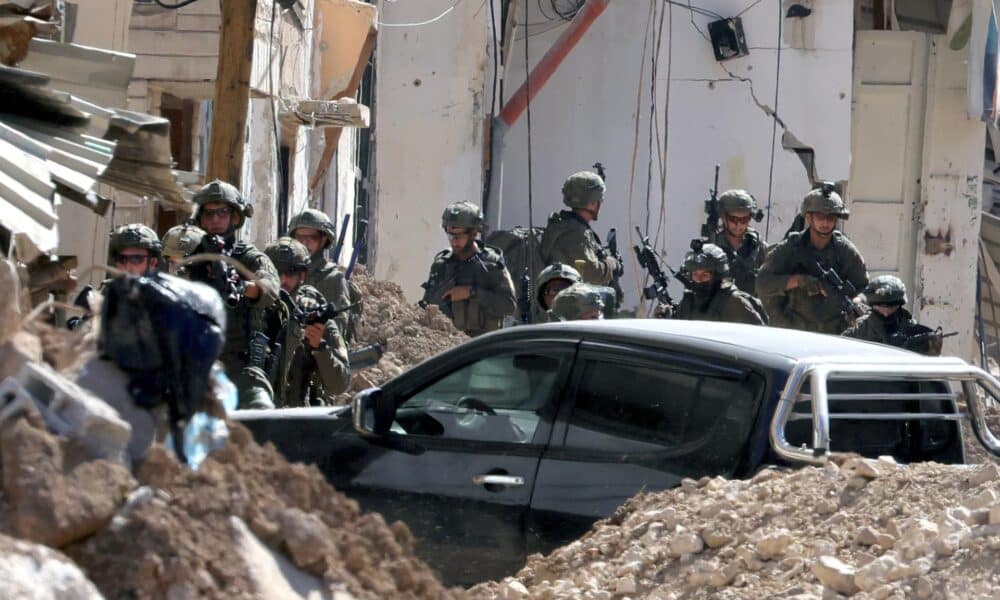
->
[470, 458, 1000, 599]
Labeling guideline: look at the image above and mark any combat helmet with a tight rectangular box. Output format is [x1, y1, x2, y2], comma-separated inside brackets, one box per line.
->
[562, 171, 606, 208]
[193, 180, 254, 227]
[801, 182, 849, 219]
[441, 201, 485, 231]
[535, 262, 582, 307]
[547, 283, 606, 322]
[683, 240, 730, 278]
[288, 208, 337, 249]
[865, 274, 907, 306]
[717, 189, 761, 216]
[162, 224, 206, 259]
[109, 223, 162, 257]
[265, 237, 311, 273]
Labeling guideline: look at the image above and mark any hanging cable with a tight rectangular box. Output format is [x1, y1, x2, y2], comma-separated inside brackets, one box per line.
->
[379, 0, 463, 27]
[627, 0, 656, 313]
[654, 1, 673, 253]
[664, 0, 721, 20]
[764, 0, 783, 238]
[483, 0, 500, 208]
[153, 0, 201, 10]
[523, 0, 539, 314]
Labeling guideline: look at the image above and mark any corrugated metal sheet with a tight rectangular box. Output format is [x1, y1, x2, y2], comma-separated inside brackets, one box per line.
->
[0, 40, 192, 255]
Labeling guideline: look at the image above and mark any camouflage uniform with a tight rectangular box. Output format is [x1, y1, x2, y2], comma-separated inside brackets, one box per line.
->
[533, 262, 581, 323]
[714, 190, 769, 294]
[266, 238, 350, 407]
[288, 209, 356, 340]
[842, 275, 943, 355]
[541, 172, 622, 290]
[673, 242, 764, 325]
[756, 185, 868, 334]
[547, 283, 609, 322]
[424, 202, 516, 336]
[193, 180, 280, 410]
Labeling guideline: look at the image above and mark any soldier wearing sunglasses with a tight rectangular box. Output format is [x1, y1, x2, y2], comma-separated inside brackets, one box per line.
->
[714, 189, 768, 295]
[109, 224, 162, 277]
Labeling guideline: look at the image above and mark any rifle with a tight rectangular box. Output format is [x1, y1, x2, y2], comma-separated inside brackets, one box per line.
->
[346, 219, 367, 280]
[633, 226, 677, 310]
[888, 325, 957, 356]
[294, 301, 362, 326]
[517, 266, 532, 324]
[419, 271, 456, 319]
[348, 343, 385, 372]
[700, 165, 721, 244]
[332, 214, 351, 263]
[186, 234, 245, 308]
[66, 285, 95, 330]
[592, 161, 606, 183]
[812, 260, 866, 320]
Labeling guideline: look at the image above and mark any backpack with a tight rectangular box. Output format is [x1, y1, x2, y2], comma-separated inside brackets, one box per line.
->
[485, 226, 545, 302]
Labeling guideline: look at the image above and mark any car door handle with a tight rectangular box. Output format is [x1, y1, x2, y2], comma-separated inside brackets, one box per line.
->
[473, 474, 525, 487]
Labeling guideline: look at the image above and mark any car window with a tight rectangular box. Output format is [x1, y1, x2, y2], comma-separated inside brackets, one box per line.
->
[394, 352, 568, 444]
[564, 358, 762, 471]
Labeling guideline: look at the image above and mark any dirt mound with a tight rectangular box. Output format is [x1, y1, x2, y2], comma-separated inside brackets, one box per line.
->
[470, 458, 1000, 599]
[0, 417, 456, 599]
[339, 270, 467, 403]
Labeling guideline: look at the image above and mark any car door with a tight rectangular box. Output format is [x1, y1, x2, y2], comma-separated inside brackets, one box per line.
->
[334, 340, 577, 585]
[526, 341, 765, 554]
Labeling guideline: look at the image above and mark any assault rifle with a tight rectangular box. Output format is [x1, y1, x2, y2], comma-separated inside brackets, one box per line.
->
[517, 266, 532, 324]
[887, 325, 957, 357]
[187, 234, 245, 308]
[812, 261, 866, 320]
[348, 343, 385, 372]
[294, 301, 362, 326]
[633, 226, 681, 310]
[700, 164, 721, 244]
[419, 272, 456, 319]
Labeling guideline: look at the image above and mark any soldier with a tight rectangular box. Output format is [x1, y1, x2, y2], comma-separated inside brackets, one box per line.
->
[108, 224, 162, 277]
[541, 171, 623, 294]
[547, 283, 607, 321]
[534, 262, 582, 322]
[264, 238, 350, 407]
[288, 209, 356, 340]
[673, 242, 765, 325]
[843, 275, 945, 356]
[714, 189, 768, 293]
[192, 180, 280, 410]
[756, 183, 868, 334]
[161, 224, 205, 275]
[422, 201, 516, 336]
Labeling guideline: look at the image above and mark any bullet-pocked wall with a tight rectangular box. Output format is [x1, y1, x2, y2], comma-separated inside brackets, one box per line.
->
[372, 0, 494, 299]
[496, 0, 854, 311]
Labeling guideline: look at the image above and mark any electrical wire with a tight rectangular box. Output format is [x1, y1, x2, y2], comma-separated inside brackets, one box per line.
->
[523, 0, 536, 284]
[736, 0, 764, 17]
[482, 0, 499, 206]
[152, 0, 201, 10]
[268, 1, 284, 233]
[763, 0, 782, 238]
[654, 1, 673, 256]
[378, 0, 464, 27]
[626, 0, 655, 312]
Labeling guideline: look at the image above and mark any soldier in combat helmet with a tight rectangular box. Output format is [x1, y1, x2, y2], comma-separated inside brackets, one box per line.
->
[757, 183, 868, 333]
[547, 283, 608, 322]
[843, 275, 946, 356]
[674, 241, 765, 325]
[714, 189, 768, 294]
[192, 180, 280, 410]
[265, 238, 350, 407]
[533, 262, 582, 322]
[108, 224, 162, 277]
[161, 224, 205, 275]
[288, 209, 357, 340]
[541, 171, 623, 296]
[421, 201, 516, 336]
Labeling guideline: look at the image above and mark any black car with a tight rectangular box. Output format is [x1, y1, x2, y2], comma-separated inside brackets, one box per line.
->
[236, 320, 1000, 585]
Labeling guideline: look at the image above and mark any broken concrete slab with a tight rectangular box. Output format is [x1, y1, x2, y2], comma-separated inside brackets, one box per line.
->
[0, 533, 102, 599]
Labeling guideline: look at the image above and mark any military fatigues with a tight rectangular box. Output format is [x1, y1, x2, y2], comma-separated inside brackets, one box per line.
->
[717, 230, 768, 294]
[756, 230, 868, 334]
[274, 285, 350, 407]
[843, 307, 915, 345]
[541, 210, 619, 287]
[305, 254, 352, 340]
[218, 242, 281, 409]
[425, 241, 516, 336]
[674, 283, 764, 325]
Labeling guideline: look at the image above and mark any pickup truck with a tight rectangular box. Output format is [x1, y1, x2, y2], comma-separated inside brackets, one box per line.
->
[235, 320, 1000, 586]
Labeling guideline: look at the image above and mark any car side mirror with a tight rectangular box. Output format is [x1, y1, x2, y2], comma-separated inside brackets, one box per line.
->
[353, 387, 395, 436]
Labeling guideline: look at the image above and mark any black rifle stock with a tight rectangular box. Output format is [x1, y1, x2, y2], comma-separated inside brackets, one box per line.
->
[700, 165, 721, 244]
[632, 226, 676, 309]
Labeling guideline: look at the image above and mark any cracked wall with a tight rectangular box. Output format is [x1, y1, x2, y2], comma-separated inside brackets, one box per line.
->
[497, 0, 853, 309]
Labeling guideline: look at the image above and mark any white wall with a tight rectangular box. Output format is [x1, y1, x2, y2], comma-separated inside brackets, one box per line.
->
[497, 0, 854, 309]
[372, 0, 492, 297]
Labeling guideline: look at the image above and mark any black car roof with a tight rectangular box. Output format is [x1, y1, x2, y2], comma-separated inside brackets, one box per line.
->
[478, 319, 922, 369]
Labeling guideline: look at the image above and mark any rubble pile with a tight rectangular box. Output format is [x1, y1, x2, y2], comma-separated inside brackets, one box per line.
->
[471, 458, 1000, 599]
[0, 414, 456, 599]
[339, 269, 467, 403]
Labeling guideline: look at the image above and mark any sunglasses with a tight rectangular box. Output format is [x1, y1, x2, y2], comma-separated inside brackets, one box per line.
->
[115, 254, 149, 265]
[200, 206, 234, 219]
[446, 230, 472, 240]
[294, 232, 324, 243]
[725, 214, 752, 225]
